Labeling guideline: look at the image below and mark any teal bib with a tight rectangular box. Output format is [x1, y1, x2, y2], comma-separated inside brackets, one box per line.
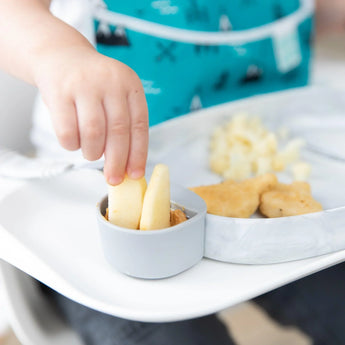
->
[92, 0, 313, 126]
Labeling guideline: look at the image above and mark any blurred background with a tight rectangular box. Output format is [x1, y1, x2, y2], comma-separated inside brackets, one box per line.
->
[1, 0, 345, 344]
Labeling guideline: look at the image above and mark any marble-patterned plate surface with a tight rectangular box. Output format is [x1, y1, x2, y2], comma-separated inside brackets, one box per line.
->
[148, 86, 345, 264]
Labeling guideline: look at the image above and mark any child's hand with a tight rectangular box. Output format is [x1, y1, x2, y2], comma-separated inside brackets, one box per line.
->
[0, 0, 148, 185]
[33, 45, 148, 185]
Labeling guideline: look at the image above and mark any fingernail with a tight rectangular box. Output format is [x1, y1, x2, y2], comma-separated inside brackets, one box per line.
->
[128, 169, 144, 179]
[107, 176, 123, 186]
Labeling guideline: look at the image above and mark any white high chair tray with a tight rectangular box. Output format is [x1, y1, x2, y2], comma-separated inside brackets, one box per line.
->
[1, 86, 345, 322]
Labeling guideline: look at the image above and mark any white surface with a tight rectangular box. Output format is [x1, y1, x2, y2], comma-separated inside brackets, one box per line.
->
[0, 263, 83, 345]
[0, 70, 35, 153]
[1, 88, 345, 323]
[313, 33, 345, 89]
[0, 287, 9, 335]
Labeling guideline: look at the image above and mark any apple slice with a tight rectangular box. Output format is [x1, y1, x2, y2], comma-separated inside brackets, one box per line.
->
[140, 164, 171, 230]
[108, 176, 147, 229]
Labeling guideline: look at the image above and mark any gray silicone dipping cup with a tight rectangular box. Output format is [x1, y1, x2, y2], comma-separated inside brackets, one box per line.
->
[97, 185, 207, 279]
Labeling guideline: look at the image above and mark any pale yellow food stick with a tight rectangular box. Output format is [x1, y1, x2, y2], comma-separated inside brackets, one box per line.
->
[108, 176, 147, 229]
[140, 164, 171, 230]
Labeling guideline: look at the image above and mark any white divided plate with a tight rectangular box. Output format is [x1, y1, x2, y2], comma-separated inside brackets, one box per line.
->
[148, 86, 345, 264]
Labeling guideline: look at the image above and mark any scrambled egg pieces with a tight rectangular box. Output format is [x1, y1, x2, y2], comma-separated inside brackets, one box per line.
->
[209, 113, 311, 181]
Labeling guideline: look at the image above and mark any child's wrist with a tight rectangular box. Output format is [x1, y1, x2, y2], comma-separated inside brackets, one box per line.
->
[30, 40, 95, 86]
[27, 12, 95, 85]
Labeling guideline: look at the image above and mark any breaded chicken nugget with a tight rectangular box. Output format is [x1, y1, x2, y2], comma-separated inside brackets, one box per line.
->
[237, 173, 278, 195]
[190, 173, 278, 218]
[260, 182, 322, 218]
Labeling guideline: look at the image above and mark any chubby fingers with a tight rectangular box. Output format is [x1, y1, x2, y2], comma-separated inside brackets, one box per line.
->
[126, 85, 149, 179]
[103, 92, 130, 185]
[49, 98, 80, 151]
[76, 96, 106, 161]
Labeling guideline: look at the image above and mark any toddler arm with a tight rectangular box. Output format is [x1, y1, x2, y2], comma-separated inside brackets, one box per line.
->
[0, 0, 148, 185]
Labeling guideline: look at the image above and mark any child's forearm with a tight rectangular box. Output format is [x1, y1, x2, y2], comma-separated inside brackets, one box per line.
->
[316, 0, 345, 35]
[0, 0, 94, 85]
